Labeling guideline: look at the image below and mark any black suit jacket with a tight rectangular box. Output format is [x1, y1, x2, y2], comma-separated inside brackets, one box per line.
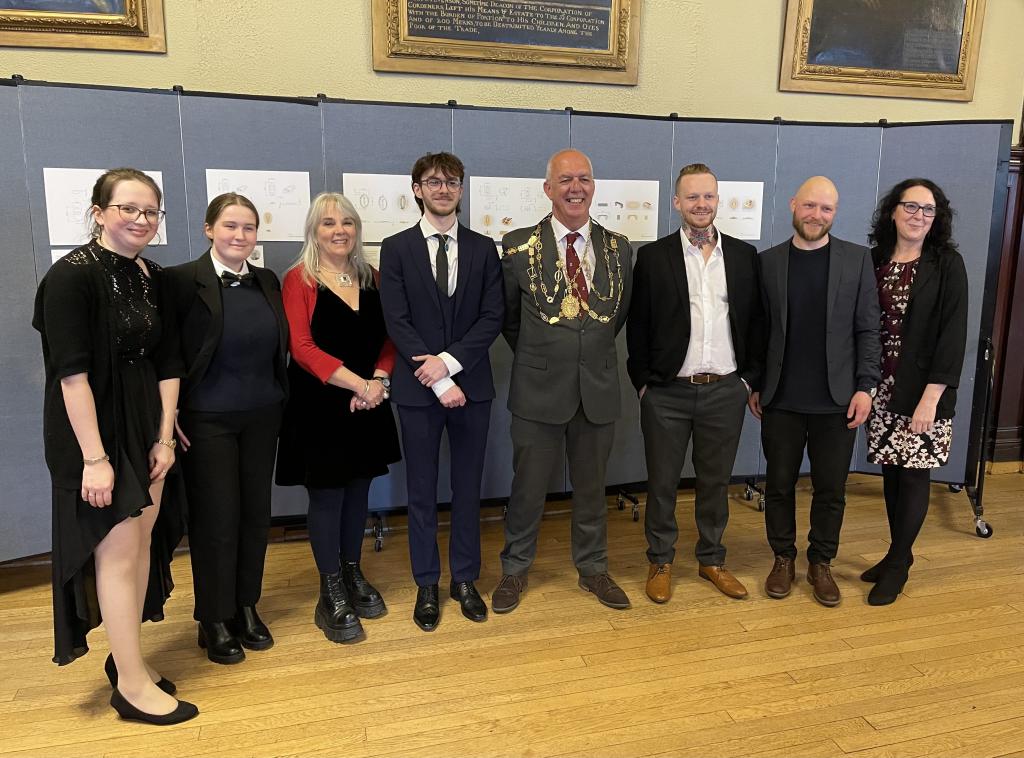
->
[164, 251, 289, 404]
[379, 222, 504, 407]
[758, 236, 881, 406]
[627, 228, 762, 392]
[871, 247, 968, 419]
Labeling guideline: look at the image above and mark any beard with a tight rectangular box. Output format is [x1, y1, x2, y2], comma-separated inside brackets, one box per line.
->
[792, 213, 832, 243]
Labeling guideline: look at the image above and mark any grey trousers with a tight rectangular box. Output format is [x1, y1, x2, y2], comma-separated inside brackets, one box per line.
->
[640, 374, 748, 566]
[500, 405, 616, 577]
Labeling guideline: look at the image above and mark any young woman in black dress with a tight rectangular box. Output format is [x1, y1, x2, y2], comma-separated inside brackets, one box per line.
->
[33, 168, 197, 724]
[864, 179, 968, 605]
[276, 192, 400, 643]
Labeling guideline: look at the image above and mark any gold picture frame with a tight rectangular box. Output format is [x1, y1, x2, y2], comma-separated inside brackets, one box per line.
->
[779, 0, 986, 102]
[372, 0, 642, 85]
[0, 1, 165, 53]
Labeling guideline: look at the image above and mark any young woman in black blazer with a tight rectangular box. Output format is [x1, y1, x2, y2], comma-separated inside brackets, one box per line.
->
[33, 168, 197, 724]
[166, 193, 289, 664]
[863, 179, 968, 605]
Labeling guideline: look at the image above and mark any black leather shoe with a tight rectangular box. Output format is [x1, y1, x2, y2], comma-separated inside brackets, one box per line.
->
[450, 580, 487, 622]
[315, 572, 364, 643]
[234, 606, 274, 651]
[413, 584, 440, 631]
[342, 561, 387, 619]
[868, 566, 910, 606]
[110, 688, 198, 725]
[197, 621, 245, 664]
[104, 653, 176, 695]
[861, 554, 914, 583]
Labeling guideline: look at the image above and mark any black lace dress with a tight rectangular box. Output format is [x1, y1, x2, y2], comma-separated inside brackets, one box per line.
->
[34, 240, 184, 665]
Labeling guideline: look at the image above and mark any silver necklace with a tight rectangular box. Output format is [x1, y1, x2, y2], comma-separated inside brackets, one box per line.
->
[318, 267, 353, 287]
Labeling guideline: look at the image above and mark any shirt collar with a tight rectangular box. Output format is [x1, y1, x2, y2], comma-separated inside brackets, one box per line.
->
[420, 216, 459, 241]
[209, 250, 250, 277]
[680, 224, 724, 258]
[550, 215, 590, 246]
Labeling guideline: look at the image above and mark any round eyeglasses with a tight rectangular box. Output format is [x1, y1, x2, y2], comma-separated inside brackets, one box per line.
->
[897, 201, 936, 218]
[106, 204, 166, 224]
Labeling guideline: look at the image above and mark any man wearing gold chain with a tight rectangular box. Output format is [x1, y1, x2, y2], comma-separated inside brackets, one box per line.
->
[492, 149, 633, 613]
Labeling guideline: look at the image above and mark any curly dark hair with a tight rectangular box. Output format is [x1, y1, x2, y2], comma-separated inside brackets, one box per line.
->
[868, 178, 958, 256]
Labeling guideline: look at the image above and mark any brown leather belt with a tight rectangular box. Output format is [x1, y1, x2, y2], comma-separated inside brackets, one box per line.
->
[680, 373, 728, 385]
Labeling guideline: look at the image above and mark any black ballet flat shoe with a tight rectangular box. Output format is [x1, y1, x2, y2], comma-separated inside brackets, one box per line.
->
[105, 653, 177, 695]
[197, 621, 246, 665]
[233, 606, 274, 651]
[110, 688, 198, 725]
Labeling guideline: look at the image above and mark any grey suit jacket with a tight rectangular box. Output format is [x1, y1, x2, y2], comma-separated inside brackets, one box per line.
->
[757, 235, 881, 407]
[501, 217, 633, 425]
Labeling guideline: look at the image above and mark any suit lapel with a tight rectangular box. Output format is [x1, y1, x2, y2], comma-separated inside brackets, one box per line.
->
[776, 244, 789, 335]
[453, 224, 473, 320]
[666, 230, 690, 312]
[908, 250, 937, 302]
[253, 268, 288, 362]
[196, 251, 224, 351]
[825, 238, 842, 327]
[410, 226, 443, 315]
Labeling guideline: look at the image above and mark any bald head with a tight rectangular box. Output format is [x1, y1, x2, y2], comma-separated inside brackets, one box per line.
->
[544, 149, 595, 229]
[790, 176, 838, 249]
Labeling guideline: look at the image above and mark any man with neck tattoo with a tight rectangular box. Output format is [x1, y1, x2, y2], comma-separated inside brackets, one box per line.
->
[749, 176, 880, 607]
[627, 163, 763, 604]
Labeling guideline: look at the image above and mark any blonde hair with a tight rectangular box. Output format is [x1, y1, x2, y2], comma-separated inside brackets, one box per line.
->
[291, 192, 373, 289]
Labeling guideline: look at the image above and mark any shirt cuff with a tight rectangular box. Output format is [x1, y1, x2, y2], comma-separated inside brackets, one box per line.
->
[432, 377, 456, 397]
[439, 351, 462, 378]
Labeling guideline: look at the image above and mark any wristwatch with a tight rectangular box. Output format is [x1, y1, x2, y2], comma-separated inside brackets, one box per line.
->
[867, 387, 877, 398]
[372, 376, 391, 398]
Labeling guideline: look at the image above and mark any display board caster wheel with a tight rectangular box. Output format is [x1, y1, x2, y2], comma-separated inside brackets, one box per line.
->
[757, 495, 766, 513]
[617, 496, 625, 511]
[949, 484, 963, 493]
[744, 484, 754, 502]
[975, 519, 993, 539]
[374, 538, 383, 552]
[632, 503, 640, 522]
[372, 515, 385, 552]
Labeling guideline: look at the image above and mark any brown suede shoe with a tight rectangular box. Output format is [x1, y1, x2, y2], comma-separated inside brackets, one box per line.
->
[645, 563, 672, 603]
[765, 555, 796, 599]
[491, 574, 527, 614]
[807, 563, 841, 607]
[578, 573, 631, 610]
[698, 565, 748, 599]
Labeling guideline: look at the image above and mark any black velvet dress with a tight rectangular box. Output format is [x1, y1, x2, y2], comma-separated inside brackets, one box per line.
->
[34, 240, 184, 665]
[275, 284, 400, 488]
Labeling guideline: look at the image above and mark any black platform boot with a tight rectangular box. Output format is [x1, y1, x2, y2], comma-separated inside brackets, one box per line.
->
[314, 572, 364, 643]
[341, 561, 387, 619]
[197, 621, 245, 665]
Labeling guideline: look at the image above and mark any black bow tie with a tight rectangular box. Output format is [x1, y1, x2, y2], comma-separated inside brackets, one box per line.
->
[220, 270, 255, 288]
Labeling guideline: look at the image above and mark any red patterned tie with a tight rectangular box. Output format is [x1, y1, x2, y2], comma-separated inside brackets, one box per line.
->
[565, 232, 589, 312]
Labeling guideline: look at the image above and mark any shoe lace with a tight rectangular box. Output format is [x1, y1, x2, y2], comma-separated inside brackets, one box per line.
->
[653, 564, 669, 577]
[326, 574, 348, 604]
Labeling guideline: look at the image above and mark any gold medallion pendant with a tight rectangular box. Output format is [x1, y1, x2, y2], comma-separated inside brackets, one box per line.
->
[560, 293, 580, 319]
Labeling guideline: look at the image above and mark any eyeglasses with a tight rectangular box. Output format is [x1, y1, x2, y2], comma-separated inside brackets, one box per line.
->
[897, 201, 937, 218]
[106, 204, 166, 224]
[418, 178, 462, 191]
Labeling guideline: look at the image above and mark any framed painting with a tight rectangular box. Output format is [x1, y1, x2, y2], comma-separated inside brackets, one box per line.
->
[0, 0, 165, 52]
[779, 0, 986, 101]
[372, 0, 642, 85]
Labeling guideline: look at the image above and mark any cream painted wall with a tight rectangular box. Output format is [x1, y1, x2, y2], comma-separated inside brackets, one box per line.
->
[1, 1, 1022, 140]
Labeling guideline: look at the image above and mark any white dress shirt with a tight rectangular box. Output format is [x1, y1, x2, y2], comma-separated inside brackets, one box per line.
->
[419, 216, 463, 397]
[550, 215, 596, 289]
[210, 252, 251, 279]
[677, 225, 738, 377]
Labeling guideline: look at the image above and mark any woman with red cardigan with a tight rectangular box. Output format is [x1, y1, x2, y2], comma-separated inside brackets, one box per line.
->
[276, 192, 400, 643]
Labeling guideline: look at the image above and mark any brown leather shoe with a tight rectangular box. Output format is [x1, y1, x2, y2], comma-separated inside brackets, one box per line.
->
[698, 565, 748, 599]
[578, 573, 631, 610]
[645, 563, 672, 603]
[807, 563, 841, 607]
[491, 574, 527, 614]
[765, 555, 796, 599]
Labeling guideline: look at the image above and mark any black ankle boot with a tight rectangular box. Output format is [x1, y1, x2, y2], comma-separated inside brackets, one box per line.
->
[315, 572, 364, 643]
[341, 561, 387, 619]
[197, 621, 245, 664]
[868, 565, 910, 606]
[860, 553, 914, 583]
[234, 606, 274, 651]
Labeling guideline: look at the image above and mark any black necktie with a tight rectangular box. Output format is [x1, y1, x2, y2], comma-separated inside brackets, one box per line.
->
[433, 234, 449, 296]
[220, 270, 254, 288]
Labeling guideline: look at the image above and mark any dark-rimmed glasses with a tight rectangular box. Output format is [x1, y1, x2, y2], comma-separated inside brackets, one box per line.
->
[106, 204, 166, 224]
[897, 201, 937, 218]
[418, 178, 462, 191]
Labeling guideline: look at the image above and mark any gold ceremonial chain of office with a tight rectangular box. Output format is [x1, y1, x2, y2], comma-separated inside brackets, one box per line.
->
[505, 215, 624, 325]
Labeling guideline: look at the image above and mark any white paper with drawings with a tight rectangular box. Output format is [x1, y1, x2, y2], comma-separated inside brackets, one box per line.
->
[43, 167, 168, 247]
[715, 181, 764, 241]
[341, 174, 421, 244]
[205, 169, 310, 242]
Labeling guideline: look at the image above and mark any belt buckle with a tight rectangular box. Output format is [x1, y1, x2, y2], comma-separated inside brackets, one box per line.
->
[688, 374, 706, 385]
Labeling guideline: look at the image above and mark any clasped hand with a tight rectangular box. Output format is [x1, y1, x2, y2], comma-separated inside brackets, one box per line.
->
[413, 354, 449, 387]
[350, 379, 385, 412]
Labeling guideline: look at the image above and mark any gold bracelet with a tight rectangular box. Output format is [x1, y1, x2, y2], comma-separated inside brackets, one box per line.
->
[83, 453, 110, 465]
[155, 438, 177, 450]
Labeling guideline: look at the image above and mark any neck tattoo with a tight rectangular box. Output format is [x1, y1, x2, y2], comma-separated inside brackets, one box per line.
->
[685, 225, 716, 248]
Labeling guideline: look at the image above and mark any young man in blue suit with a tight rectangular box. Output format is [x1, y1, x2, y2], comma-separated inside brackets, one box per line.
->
[379, 152, 504, 631]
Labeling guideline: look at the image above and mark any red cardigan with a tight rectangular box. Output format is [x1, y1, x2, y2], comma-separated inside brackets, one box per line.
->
[281, 266, 396, 384]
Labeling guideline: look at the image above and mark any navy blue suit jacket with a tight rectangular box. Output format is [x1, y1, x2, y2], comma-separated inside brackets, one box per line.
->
[379, 222, 504, 407]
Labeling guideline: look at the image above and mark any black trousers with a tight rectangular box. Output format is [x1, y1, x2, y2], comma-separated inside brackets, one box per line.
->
[397, 400, 491, 587]
[179, 402, 282, 623]
[501, 406, 616, 577]
[762, 408, 856, 565]
[640, 374, 748, 566]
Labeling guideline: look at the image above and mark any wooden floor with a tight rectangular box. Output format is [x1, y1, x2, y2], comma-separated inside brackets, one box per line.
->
[2, 473, 1023, 758]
